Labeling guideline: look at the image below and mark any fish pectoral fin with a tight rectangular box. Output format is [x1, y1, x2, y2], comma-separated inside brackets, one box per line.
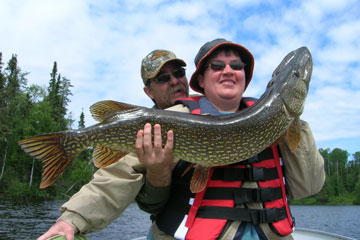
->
[190, 166, 210, 193]
[286, 117, 301, 152]
[18, 133, 77, 189]
[181, 163, 196, 177]
[90, 100, 139, 122]
[93, 145, 127, 168]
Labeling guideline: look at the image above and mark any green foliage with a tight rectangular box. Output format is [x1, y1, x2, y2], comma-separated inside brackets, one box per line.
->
[0, 52, 80, 200]
[354, 178, 360, 205]
[290, 196, 317, 205]
[61, 150, 95, 196]
[327, 192, 355, 205]
[284, 148, 359, 205]
[2, 177, 51, 202]
[314, 184, 329, 203]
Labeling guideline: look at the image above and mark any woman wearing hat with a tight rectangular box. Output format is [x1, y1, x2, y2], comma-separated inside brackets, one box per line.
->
[137, 39, 325, 240]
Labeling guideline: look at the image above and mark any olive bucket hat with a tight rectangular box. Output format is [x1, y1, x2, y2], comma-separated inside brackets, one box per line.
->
[190, 38, 255, 94]
[141, 49, 186, 85]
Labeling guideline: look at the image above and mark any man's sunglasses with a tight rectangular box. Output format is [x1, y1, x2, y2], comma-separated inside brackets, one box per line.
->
[206, 61, 246, 71]
[146, 68, 186, 86]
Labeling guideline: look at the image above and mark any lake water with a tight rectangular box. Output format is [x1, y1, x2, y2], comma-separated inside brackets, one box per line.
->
[0, 200, 359, 239]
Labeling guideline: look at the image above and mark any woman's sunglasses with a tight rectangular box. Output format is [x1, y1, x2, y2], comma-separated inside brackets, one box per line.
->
[206, 61, 246, 71]
[147, 68, 186, 86]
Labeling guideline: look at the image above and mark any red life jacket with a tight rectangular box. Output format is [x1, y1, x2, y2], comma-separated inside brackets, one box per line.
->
[156, 96, 294, 240]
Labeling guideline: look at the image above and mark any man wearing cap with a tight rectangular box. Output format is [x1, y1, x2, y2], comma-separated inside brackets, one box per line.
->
[141, 50, 189, 110]
[136, 39, 325, 240]
[38, 49, 189, 240]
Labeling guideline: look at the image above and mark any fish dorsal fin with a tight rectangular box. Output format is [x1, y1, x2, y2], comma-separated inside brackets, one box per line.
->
[90, 100, 138, 122]
[190, 165, 211, 193]
[93, 145, 128, 168]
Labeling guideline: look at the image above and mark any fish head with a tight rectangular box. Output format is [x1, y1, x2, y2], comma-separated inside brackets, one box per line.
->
[268, 46, 313, 118]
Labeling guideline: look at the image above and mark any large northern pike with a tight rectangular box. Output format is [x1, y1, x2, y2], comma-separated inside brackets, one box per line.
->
[18, 46, 312, 189]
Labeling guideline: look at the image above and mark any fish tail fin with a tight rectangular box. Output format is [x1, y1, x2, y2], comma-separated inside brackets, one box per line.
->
[18, 133, 77, 189]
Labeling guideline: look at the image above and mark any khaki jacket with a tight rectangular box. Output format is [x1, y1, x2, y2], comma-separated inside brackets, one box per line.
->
[58, 104, 325, 239]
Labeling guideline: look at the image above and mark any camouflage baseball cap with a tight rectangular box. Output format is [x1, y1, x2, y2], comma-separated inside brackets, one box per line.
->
[141, 49, 186, 85]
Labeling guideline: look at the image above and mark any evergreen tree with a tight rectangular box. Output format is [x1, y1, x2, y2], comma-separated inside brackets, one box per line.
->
[46, 62, 73, 131]
[5, 55, 27, 98]
[346, 152, 360, 193]
[353, 152, 360, 170]
[0, 54, 6, 183]
[78, 110, 85, 128]
[0, 54, 31, 194]
[329, 148, 349, 196]
[76, 109, 93, 171]
[354, 178, 360, 204]
[2, 54, 29, 138]
[0, 53, 7, 142]
[59, 76, 73, 129]
[48, 61, 57, 97]
[46, 62, 62, 129]
[0, 54, 29, 147]
[319, 148, 331, 175]
[0, 52, 5, 95]
[0, 55, 75, 199]
[315, 179, 330, 203]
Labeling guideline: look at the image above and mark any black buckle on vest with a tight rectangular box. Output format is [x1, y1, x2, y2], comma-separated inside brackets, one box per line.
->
[264, 208, 279, 223]
[233, 188, 283, 204]
[249, 210, 260, 225]
[234, 188, 261, 204]
[212, 166, 278, 182]
[250, 208, 283, 225]
[247, 167, 264, 181]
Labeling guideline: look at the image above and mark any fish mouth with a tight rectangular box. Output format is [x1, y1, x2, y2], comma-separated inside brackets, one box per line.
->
[278, 47, 312, 118]
[281, 69, 308, 118]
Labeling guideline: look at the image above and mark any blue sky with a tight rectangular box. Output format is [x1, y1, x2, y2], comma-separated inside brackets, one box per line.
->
[1, 0, 359, 158]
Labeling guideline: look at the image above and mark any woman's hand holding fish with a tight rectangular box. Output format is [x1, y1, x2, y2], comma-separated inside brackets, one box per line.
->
[135, 123, 174, 187]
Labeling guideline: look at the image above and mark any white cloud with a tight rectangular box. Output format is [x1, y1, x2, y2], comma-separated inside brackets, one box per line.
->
[303, 86, 360, 140]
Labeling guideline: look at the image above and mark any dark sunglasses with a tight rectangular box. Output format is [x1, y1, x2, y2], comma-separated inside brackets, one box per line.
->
[206, 61, 246, 71]
[146, 68, 186, 86]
